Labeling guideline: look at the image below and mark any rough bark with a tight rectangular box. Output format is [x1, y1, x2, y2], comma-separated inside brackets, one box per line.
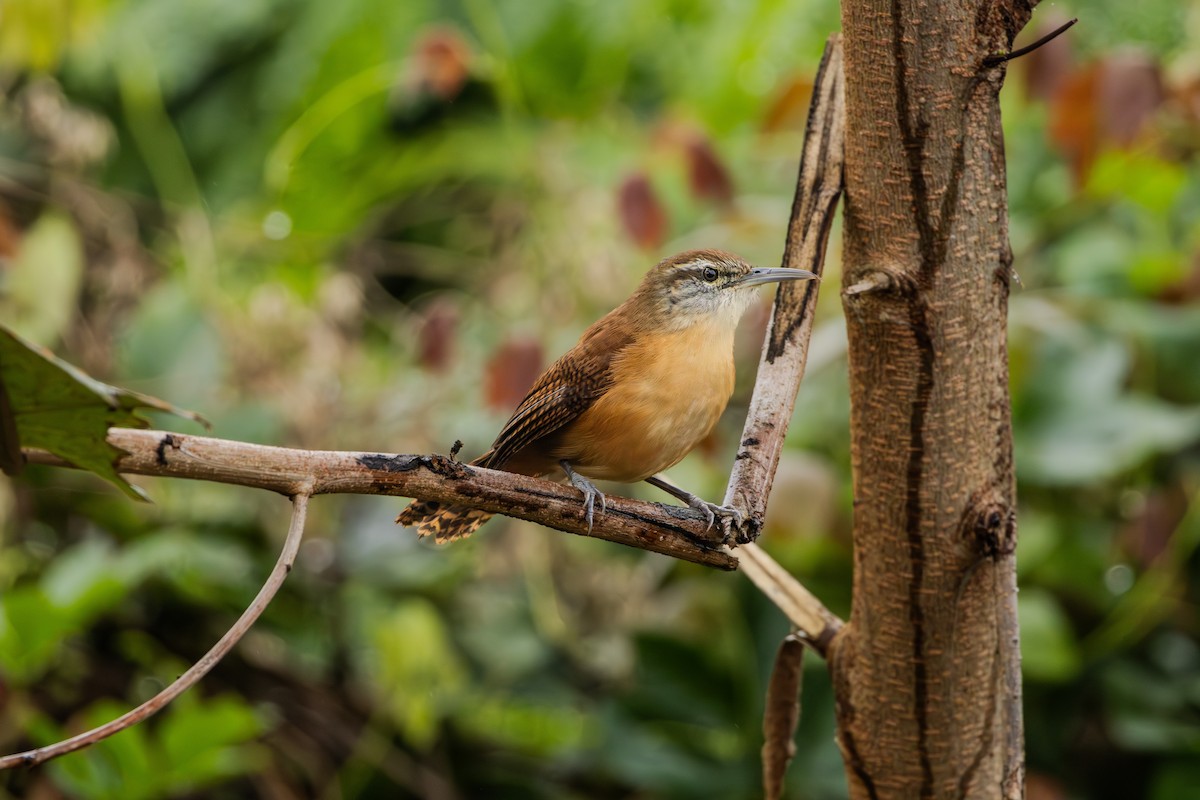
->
[830, 1, 1035, 798]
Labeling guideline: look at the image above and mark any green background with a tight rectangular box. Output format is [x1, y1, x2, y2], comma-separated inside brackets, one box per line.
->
[2, 1, 1199, 797]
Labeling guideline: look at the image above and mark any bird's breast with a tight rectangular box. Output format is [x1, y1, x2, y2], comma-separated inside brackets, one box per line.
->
[553, 321, 736, 482]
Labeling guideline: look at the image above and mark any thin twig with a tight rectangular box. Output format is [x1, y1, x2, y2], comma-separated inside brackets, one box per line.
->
[983, 18, 1078, 66]
[0, 490, 312, 770]
[23, 428, 737, 570]
[733, 543, 842, 656]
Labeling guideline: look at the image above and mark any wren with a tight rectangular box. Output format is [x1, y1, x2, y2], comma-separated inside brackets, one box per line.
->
[397, 249, 816, 541]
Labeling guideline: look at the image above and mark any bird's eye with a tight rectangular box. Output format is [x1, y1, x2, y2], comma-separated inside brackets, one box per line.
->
[702, 266, 719, 282]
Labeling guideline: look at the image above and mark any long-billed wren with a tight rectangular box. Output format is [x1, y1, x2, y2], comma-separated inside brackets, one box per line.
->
[397, 249, 816, 542]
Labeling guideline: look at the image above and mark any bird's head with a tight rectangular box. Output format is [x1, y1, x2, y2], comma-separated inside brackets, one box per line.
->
[634, 249, 817, 329]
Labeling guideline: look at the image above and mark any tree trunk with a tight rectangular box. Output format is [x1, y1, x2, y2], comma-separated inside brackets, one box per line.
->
[829, 1, 1035, 797]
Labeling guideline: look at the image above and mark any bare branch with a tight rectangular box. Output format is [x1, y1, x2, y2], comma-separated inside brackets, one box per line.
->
[23, 428, 737, 570]
[733, 543, 842, 656]
[718, 34, 847, 646]
[723, 35, 845, 540]
[0, 490, 312, 770]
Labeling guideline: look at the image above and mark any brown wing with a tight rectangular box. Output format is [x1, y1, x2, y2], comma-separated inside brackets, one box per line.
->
[484, 311, 634, 470]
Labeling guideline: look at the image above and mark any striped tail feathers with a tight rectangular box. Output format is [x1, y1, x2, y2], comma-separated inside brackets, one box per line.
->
[395, 449, 497, 543]
[395, 500, 493, 542]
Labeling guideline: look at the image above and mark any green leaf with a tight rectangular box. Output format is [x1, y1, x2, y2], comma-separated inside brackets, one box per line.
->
[1152, 760, 1200, 800]
[36, 694, 263, 799]
[1017, 396, 1200, 485]
[0, 324, 207, 499]
[371, 598, 467, 749]
[1129, 251, 1187, 295]
[158, 693, 265, 793]
[453, 693, 596, 756]
[1087, 149, 1187, 215]
[0, 539, 131, 685]
[0, 586, 77, 684]
[41, 537, 130, 621]
[119, 529, 257, 600]
[43, 699, 158, 800]
[1015, 335, 1200, 485]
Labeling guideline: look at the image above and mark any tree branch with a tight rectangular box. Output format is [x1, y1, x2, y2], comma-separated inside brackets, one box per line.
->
[22, 428, 850, 653]
[734, 543, 842, 655]
[24, 428, 737, 570]
[723, 34, 845, 541]
[720, 34, 847, 649]
[0, 490, 312, 770]
[983, 17, 1077, 67]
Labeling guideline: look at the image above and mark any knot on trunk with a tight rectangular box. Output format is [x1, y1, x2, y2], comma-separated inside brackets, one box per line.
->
[961, 495, 1016, 558]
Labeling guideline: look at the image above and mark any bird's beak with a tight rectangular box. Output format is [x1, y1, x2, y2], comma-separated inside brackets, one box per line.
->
[729, 267, 818, 288]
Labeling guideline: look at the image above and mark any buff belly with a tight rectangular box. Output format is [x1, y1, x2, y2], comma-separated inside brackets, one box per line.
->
[551, 322, 735, 482]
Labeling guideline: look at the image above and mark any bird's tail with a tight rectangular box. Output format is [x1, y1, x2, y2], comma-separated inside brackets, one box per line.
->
[395, 451, 495, 542]
[396, 501, 493, 542]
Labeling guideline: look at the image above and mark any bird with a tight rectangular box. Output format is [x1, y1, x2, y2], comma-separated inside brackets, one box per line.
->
[396, 249, 816, 542]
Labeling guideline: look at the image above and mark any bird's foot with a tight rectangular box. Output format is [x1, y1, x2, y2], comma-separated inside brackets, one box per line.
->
[560, 460, 606, 533]
[686, 496, 744, 534]
[645, 475, 746, 540]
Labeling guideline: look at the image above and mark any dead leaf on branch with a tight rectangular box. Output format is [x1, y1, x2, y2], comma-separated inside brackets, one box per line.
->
[762, 633, 805, 800]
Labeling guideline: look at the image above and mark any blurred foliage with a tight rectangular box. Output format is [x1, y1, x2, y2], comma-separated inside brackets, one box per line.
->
[0, 1, 1198, 798]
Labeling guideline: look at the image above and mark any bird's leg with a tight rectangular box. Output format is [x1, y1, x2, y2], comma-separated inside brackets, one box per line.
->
[560, 460, 606, 533]
[645, 475, 744, 533]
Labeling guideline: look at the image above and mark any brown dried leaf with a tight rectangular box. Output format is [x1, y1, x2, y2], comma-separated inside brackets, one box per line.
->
[762, 633, 805, 800]
[417, 298, 459, 372]
[390, 25, 485, 135]
[0, 199, 22, 261]
[616, 173, 668, 250]
[412, 26, 473, 100]
[1049, 63, 1101, 183]
[684, 134, 734, 207]
[1120, 485, 1189, 567]
[1027, 772, 1069, 800]
[1171, 75, 1200, 130]
[484, 337, 543, 412]
[1049, 53, 1165, 183]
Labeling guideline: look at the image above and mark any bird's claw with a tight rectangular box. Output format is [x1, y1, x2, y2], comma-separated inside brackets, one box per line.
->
[688, 497, 744, 535]
[578, 482, 606, 533]
[562, 462, 606, 533]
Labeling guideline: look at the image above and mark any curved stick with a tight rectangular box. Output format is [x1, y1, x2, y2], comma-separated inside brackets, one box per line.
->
[0, 490, 312, 769]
